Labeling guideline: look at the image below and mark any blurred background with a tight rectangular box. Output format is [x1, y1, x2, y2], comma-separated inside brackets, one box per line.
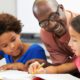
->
[0, 0, 80, 61]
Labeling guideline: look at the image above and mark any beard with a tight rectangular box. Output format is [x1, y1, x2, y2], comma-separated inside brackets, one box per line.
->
[54, 24, 66, 38]
[48, 20, 67, 38]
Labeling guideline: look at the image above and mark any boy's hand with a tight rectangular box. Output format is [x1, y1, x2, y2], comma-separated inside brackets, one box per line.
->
[28, 61, 46, 74]
[0, 63, 27, 71]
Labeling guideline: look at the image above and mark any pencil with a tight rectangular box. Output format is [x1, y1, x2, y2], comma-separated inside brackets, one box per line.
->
[32, 63, 45, 74]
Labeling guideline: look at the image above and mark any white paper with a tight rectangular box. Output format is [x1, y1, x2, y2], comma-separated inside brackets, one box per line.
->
[0, 70, 79, 80]
[35, 74, 80, 80]
[0, 70, 31, 80]
[0, 58, 6, 67]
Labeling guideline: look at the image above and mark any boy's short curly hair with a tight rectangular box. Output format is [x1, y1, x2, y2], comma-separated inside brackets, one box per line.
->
[0, 13, 22, 35]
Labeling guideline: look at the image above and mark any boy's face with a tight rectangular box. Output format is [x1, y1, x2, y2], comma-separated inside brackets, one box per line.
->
[68, 26, 80, 56]
[0, 32, 22, 57]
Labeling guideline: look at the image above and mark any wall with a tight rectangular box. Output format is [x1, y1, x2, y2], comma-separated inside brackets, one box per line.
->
[17, 0, 40, 33]
[0, 0, 80, 33]
[0, 0, 16, 16]
[17, 0, 80, 34]
[57, 0, 80, 13]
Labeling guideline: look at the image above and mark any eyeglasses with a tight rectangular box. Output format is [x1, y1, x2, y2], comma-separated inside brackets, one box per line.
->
[39, 5, 60, 28]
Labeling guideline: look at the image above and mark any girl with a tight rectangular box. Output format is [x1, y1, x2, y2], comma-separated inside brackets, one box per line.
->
[68, 15, 80, 72]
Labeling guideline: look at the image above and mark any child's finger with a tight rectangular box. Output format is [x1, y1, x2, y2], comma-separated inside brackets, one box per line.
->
[28, 61, 41, 73]
[0, 65, 11, 70]
[28, 64, 35, 73]
[37, 68, 46, 74]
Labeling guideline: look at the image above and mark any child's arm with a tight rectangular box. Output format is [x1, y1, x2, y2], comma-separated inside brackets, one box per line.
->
[28, 61, 77, 74]
[0, 62, 27, 71]
[0, 56, 3, 59]
[0, 52, 4, 59]
[45, 61, 76, 73]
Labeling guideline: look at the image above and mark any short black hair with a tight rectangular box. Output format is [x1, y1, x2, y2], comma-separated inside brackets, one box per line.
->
[0, 13, 23, 35]
[71, 15, 80, 33]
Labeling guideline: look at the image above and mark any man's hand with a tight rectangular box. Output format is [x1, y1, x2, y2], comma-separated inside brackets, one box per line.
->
[0, 62, 27, 71]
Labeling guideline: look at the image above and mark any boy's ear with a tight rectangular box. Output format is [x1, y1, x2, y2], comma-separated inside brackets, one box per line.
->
[0, 46, 1, 49]
[20, 33, 22, 36]
[17, 34, 21, 37]
[59, 4, 64, 11]
[0, 47, 1, 50]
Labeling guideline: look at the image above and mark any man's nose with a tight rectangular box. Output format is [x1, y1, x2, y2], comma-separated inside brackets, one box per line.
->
[49, 20, 56, 25]
[49, 21, 58, 28]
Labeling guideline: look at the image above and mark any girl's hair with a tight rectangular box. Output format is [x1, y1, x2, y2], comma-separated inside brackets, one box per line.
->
[71, 15, 80, 33]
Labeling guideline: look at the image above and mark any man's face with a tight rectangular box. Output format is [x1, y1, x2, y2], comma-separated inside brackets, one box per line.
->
[68, 26, 80, 56]
[36, 2, 67, 38]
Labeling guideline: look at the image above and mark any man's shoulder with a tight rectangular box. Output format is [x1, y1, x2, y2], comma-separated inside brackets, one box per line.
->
[66, 10, 79, 23]
[72, 12, 79, 17]
[66, 10, 79, 17]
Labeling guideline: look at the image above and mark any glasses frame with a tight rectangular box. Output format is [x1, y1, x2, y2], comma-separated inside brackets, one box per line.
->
[39, 5, 60, 28]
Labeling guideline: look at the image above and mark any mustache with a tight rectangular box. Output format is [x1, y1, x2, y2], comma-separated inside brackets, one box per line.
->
[58, 19, 66, 28]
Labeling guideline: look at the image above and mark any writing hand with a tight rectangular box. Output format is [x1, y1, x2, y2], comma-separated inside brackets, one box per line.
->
[28, 61, 46, 74]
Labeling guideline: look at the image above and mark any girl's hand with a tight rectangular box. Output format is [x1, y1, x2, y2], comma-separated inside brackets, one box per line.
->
[28, 61, 46, 74]
[0, 62, 27, 71]
[25, 59, 47, 69]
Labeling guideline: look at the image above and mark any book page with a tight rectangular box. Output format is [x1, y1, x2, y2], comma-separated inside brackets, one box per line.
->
[0, 70, 79, 80]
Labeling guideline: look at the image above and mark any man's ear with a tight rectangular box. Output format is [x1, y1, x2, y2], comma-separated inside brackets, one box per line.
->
[59, 4, 64, 11]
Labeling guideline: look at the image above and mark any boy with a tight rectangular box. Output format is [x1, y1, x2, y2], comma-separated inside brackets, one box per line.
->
[0, 13, 47, 71]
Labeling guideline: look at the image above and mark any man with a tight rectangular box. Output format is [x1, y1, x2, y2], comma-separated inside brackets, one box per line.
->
[28, 0, 80, 77]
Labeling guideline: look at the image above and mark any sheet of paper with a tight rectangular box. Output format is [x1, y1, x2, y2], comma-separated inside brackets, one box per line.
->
[0, 70, 79, 80]
[0, 58, 6, 67]
[35, 74, 80, 80]
[0, 70, 32, 80]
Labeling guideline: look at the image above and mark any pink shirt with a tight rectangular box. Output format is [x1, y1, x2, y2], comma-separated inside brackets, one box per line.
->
[40, 28, 74, 64]
[40, 11, 78, 65]
[74, 57, 80, 72]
